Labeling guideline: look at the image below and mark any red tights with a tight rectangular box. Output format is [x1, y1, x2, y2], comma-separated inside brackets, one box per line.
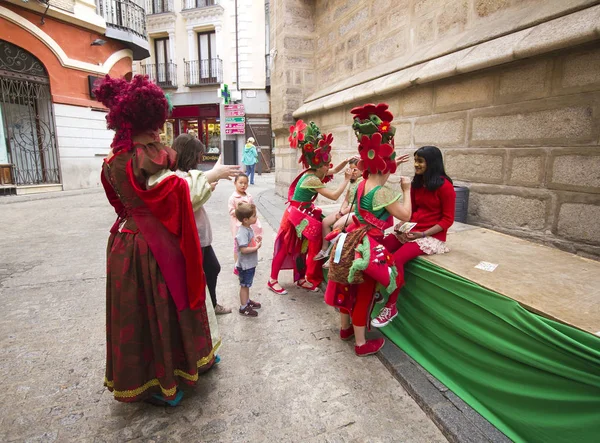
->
[386, 241, 425, 307]
[340, 277, 377, 327]
[270, 235, 323, 285]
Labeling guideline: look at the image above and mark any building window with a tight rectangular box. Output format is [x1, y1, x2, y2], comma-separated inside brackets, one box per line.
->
[153, 37, 171, 84]
[197, 31, 217, 82]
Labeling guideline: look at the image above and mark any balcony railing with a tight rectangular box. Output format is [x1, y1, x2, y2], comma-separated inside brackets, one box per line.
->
[265, 53, 271, 88]
[141, 62, 177, 88]
[184, 59, 222, 86]
[97, 0, 146, 38]
[145, 0, 173, 14]
[183, 0, 218, 10]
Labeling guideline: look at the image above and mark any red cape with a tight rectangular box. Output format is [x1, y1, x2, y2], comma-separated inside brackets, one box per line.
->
[127, 161, 206, 311]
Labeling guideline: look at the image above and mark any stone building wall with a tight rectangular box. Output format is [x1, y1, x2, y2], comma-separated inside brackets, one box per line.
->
[270, 0, 600, 258]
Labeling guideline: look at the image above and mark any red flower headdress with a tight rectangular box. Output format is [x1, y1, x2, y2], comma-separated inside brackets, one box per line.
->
[351, 103, 397, 177]
[289, 120, 333, 169]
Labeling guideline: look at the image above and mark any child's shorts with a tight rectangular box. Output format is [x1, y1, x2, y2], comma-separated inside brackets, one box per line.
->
[237, 267, 256, 288]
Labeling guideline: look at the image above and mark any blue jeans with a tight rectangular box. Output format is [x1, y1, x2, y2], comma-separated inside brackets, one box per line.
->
[245, 164, 255, 184]
[237, 267, 256, 287]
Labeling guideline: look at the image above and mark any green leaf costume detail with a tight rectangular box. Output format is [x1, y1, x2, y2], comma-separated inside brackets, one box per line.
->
[385, 265, 398, 295]
[348, 235, 370, 284]
[301, 238, 309, 253]
[372, 186, 401, 211]
[300, 175, 325, 189]
[296, 219, 309, 239]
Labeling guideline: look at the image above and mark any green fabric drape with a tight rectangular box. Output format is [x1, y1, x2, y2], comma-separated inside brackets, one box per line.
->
[379, 259, 600, 443]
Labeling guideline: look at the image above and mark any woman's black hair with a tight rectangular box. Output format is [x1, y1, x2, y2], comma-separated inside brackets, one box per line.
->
[412, 145, 453, 191]
[173, 134, 205, 172]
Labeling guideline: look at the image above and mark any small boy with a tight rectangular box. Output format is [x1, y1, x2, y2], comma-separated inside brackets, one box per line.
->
[235, 203, 262, 317]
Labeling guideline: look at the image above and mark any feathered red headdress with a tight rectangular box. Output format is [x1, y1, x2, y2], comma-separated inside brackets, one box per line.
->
[93, 74, 169, 153]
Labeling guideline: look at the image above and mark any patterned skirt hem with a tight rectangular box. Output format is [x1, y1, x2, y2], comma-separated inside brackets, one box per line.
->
[104, 339, 221, 402]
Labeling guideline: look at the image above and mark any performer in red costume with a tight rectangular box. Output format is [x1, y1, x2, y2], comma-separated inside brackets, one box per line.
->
[96, 75, 240, 405]
[325, 103, 412, 356]
[268, 121, 353, 295]
[372, 145, 455, 328]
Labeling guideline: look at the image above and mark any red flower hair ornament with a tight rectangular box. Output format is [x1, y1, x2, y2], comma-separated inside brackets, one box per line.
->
[351, 103, 398, 176]
[357, 133, 397, 176]
[289, 120, 307, 149]
[289, 120, 334, 169]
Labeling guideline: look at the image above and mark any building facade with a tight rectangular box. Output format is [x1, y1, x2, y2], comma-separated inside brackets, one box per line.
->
[270, 0, 600, 259]
[0, 0, 149, 193]
[137, 0, 272, 168]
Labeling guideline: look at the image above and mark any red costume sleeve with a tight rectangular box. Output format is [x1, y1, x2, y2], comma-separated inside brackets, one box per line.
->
[437, 179, 456, 231]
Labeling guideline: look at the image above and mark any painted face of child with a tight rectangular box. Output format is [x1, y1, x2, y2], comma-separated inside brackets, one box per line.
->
[414, 155, 427, 175]
[235, 176, 249, 194]
[317, 163, 330, 177]
[349, 164, 361, 181]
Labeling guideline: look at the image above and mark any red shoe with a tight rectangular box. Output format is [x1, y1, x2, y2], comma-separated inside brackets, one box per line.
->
[296, 279, 320, 292]
[267, 280, 288, 295]
[340, 325, 354, 341]
[355, 338, 385, 356]
[371, 305, 398, 328]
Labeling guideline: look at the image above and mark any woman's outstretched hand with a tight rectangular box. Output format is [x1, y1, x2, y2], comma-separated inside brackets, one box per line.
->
[209, 162, 243, 182]
[396, 154, 410, 165]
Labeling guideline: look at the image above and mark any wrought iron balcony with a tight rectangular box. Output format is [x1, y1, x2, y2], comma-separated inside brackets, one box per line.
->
[265, 53, 271, 88]
[145, 0, 173, 14]
[140, 62, 177, 89]
[98, 0, 146, 37]
[96, 0, 150, 60]
[184, 59, 222, 86]
[183, 0, 218, 10]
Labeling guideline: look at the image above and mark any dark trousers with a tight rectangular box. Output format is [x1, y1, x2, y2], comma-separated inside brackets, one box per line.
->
[202, 245, 221, 307]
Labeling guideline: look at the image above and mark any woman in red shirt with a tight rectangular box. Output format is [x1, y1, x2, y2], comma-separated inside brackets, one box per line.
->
[372, 145, 456, 327]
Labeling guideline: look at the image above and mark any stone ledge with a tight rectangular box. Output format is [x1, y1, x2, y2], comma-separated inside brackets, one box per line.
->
[294, 4, 600, 119]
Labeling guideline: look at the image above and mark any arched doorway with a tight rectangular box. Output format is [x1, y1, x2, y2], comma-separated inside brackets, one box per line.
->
[0, 40, 60, 186]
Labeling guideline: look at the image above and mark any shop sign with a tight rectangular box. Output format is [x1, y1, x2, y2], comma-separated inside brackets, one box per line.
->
[202, 154, 220, 162]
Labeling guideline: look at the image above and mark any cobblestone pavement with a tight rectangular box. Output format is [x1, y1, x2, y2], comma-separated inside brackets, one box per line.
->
[0, 172, 446, 442]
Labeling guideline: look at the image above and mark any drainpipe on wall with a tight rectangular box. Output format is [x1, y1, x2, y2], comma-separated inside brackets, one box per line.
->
[235, 0, 240, 91]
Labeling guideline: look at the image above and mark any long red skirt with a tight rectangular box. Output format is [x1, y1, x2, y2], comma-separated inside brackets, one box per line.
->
[104, 230, 217, 402]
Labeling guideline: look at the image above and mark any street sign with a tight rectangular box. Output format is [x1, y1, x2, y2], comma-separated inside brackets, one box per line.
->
[225, 110, 245, 117]
[224, 104, 245, 117]
[225, 116, 245, 123]
[225, 104, 244, 111]
[225, 123, 245, 130]
[225, 128, 245, 135]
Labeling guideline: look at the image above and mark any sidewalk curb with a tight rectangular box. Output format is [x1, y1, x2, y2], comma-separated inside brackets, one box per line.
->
[255, 187, 509, 443]
[0, 187, 104, 205]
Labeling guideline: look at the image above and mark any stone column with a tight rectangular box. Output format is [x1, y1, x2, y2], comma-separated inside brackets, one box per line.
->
[168, 30, 176, 62]
[271, 0, 316, 196]
[187, 28, 195, 61]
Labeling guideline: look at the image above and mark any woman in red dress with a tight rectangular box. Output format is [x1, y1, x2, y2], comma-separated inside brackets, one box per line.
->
[96, 75, 239, 405]
[371, 145, 455, 328]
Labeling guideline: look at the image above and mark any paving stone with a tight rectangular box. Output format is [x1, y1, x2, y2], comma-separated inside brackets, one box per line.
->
[0, 173, 445, 442]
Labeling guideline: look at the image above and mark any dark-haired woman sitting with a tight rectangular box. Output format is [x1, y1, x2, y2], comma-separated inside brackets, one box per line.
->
[372, 145, 456, 328]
